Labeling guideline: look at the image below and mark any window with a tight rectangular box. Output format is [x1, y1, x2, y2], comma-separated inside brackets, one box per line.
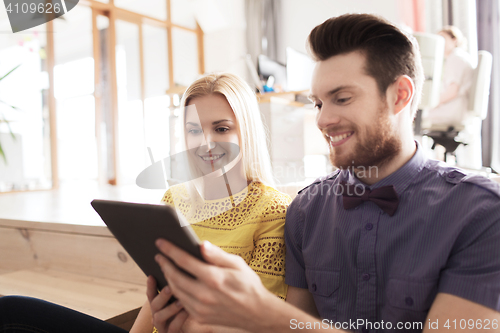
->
[0, 1, 204, 191]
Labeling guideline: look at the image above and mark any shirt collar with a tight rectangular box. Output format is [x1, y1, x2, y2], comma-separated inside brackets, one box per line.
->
[340, 140, 427, 195]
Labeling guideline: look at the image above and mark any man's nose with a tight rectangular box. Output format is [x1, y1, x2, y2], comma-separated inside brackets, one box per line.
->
[316, 105, 341, 131]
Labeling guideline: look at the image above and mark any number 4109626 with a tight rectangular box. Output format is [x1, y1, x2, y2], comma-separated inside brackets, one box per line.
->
[6, 2, 63, 14]
[444, 319, 498, 330]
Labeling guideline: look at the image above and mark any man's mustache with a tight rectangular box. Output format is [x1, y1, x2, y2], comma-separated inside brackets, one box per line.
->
[322, 126, 356, 138]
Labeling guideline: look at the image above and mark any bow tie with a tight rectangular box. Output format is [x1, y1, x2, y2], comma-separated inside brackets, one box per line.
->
[341, 182, 399, 216]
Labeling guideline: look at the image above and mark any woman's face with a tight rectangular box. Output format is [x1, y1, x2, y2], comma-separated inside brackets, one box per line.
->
[185, 94, 241, 176]
[439, 31, 457, 57]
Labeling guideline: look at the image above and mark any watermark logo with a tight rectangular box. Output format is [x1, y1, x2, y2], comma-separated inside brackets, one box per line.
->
[136, 143, 241, 189]
[3, 0, 79, 33]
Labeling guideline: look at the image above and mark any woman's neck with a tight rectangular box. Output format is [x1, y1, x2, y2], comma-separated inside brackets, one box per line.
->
[198, 159, 249, 200]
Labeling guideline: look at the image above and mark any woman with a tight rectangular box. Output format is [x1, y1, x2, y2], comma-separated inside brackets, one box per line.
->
[425, 26, 481, 167]
[0, 73, 291, 333]
[426, 26, 474, 126]
[132, 72, 290, 333]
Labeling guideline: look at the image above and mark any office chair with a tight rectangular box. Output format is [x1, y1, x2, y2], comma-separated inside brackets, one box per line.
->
[412, 32, 445, 135]
[413, 33, 445, 109]
[423, 50, 492, 162]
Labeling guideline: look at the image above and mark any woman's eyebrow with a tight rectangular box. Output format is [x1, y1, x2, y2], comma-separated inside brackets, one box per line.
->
[212, 119, 233, 125]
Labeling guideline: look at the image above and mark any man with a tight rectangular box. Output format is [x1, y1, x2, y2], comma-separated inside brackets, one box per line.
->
[150, 14, 500, 332]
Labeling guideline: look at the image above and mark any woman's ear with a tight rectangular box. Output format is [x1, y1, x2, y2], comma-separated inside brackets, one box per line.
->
[391, 75, 414, 115]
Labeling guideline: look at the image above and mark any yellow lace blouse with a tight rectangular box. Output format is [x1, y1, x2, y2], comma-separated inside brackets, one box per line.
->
[160, 181, 291, 300]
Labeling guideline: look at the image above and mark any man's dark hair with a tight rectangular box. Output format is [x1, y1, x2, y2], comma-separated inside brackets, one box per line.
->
[307, 13, 423, 117]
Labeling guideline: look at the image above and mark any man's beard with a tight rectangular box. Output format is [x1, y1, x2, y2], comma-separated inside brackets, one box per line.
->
[327, 103, 401, 172]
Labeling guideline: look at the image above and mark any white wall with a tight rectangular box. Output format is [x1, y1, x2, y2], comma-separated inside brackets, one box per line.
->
[451, 0, 478, 66]
[425, 0, 444, 34]
[201, 0, 404, 83]
[199, 0, 248, 80]
[279, 0, 400, 63]
[204, 28, 248, 80]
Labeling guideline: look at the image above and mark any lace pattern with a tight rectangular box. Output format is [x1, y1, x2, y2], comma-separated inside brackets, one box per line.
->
[161, 182, 290, 280]
[161, 182, 289, 229]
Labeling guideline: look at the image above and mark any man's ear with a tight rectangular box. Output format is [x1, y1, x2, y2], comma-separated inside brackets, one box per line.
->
[391, 75, 414, 115]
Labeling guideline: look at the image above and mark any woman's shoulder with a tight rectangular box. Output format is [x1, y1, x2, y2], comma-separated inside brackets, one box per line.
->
[247, 182, 292, 220]
[450, 48, 474, 68]
[160, 183, 188, 203]
[251, 182, 292, 205]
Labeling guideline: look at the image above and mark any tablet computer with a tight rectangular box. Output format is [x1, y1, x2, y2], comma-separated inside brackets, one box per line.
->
[91, 199, 204, 293]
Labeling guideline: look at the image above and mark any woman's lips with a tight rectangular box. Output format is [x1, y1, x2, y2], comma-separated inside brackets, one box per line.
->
[199, 153, 225, 164]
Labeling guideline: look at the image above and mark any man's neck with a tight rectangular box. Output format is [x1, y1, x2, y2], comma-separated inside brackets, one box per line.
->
[354, 139, 417, 185]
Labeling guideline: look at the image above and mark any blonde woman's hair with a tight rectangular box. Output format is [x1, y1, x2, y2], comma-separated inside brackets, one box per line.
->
[440, 25, 467, 48]
[180, 72, 275, 187]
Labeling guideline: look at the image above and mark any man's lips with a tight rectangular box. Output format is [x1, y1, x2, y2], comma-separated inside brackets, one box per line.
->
[326, 131, 354, 147]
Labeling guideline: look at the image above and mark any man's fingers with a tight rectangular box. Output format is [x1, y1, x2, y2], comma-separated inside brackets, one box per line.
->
[167, 309, 189, 333]
[156, 239, 209, 278]
[151, 300, 184, 327]
[156, 239, 243, 274]
[155, 253, 204, 301]
[200, 240, 244, 269]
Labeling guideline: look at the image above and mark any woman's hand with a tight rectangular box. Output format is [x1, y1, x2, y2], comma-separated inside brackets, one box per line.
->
[146, 276, 189, 333]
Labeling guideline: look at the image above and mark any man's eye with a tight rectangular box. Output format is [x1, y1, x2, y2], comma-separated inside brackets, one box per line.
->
[314, 103, 322, 110]
[336, 97, 351, 104]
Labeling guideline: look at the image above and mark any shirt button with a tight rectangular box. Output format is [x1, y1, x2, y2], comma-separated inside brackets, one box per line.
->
[311, 283, 317, 292]
[405, 296, 414, 306]
[362, 273, 370, 281]
[365, 223, 373, 230]
[447, 172, 456, 178]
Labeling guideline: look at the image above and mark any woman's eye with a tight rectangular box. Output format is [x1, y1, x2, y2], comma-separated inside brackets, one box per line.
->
[188, 128, 202, 135]
[314, 103, 322, 110]
[215, 127, 229, 133]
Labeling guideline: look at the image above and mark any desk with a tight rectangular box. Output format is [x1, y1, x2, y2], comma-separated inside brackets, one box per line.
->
[0, 181, 161, 329]
[0, 269, 146, 328]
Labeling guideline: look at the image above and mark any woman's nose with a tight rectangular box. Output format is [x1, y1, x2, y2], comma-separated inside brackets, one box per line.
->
[200, 134, 215, 152]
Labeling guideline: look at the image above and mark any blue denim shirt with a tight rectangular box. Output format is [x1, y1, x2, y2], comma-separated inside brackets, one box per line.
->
[285, 142, 500, 332]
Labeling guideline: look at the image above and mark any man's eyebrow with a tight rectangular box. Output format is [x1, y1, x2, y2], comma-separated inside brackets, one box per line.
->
[185, 122, 200, 127]
[326, 85, 355, 97]
[308, 85, 356, 101]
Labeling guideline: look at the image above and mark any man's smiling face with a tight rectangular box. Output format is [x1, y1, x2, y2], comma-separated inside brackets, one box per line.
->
[310, 51, 401, 171]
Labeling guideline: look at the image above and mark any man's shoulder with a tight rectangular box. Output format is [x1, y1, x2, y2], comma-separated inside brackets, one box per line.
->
[422, 160, 500, 199]
[296, 170, 342, 196]
[459, 173, 500, 198]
